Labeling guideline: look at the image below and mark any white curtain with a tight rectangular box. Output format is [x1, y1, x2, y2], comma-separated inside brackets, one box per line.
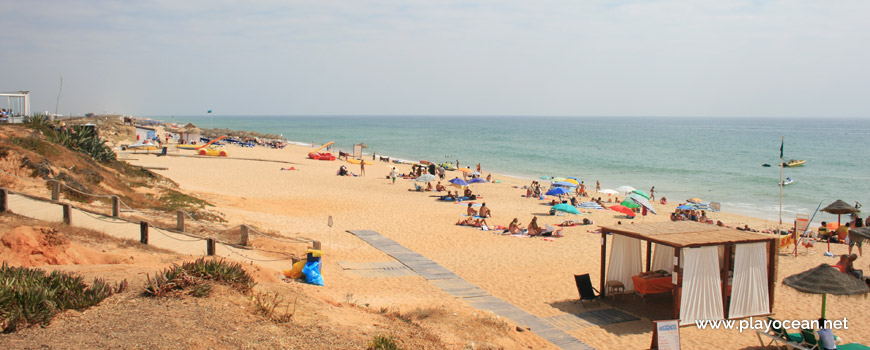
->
[606, 235, 643, 293]
[651, 244, 675, 273]
[679, 246, 724, 325]
[729, 242, 770, 319]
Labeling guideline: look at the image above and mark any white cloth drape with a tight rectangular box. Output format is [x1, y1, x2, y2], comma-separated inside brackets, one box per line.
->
[729, 242, 770, 319]
[651, 244, 675, 273]
[679, 246, 724, 325]
[606, 235, 643, 293]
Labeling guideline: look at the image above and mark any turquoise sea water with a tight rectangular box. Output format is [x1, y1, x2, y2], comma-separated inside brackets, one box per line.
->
[161, 116, 868, 224]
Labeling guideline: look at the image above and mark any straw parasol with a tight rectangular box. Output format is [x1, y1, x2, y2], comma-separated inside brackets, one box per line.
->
[821, 200, 860, 224]
[782, 264, 869, 318]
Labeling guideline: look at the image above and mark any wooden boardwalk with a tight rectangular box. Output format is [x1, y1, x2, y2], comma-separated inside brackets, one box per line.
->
[348, 230, 596, 350]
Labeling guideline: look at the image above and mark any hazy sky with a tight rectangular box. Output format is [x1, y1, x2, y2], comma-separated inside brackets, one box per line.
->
[2, 1, 868, 117]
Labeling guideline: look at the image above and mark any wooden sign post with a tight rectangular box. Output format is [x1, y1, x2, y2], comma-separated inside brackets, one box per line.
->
[650, 320, 680, 350]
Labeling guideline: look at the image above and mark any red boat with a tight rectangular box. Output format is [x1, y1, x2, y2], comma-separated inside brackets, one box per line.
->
[308, 152, 336, 161]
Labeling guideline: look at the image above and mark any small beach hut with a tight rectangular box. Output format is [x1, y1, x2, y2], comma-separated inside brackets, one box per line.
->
[598, 221, 777, 325]
[181, 123, 202, 144]
[134, 125, 156, 141]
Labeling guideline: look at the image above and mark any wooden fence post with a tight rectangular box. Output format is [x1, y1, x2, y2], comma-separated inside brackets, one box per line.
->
[240, 225, 249, 246]
[112, 196, 120, 217]
[62, 204, 71, 225]
[176, 210, 184, 231]
[51, 181, 60, 201]
[313, 240, 322, 250]
[140, 222, 149, 244]
[207, 238, 215, 256]
[0, 188, 7, 213]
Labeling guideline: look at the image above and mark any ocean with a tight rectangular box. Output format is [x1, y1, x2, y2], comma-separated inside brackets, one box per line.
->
[159, 115, 868, 225]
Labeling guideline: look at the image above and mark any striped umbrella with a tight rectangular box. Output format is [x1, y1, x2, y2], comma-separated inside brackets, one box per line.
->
[631, 190, 650, 199]
[628, 194, 657, 215]
[620, 199, 641, 209]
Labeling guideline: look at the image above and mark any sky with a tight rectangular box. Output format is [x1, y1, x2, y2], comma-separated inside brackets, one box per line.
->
[1, 1, 868, 117]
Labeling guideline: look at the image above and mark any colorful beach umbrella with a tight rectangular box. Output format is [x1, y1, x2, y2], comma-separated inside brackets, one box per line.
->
[631, 190, 650, 199]
[468, 177, 487, 184]
[615, 185, 636, 194]
[553, 181, 578, 187]
[676, 204, 695, 210]
[687, 197, 703, 203]
[449, 178, 469, 186]
[551, 177, 567, 182]
[610, 204, 636, 217]
[628, 194, 657, 215]
[545, 187, 572, 196]
[567, 177, 580, 181]
[457, 167, 473, 173]
[565, 179, 580, 186]
[620, 199, 641, 209]
[599, 189, 619, 196]
[415, 174, 436, 182]
[553, 203, 581, 214]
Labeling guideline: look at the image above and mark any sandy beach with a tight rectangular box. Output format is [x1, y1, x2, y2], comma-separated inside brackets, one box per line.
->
[117, 140, 870, 349]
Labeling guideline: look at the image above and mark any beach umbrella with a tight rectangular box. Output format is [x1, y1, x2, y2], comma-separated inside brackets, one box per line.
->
[545, 187, 572, 196]
[551, 177, 567, 181]
[693, 202, 712, 211]
[468, 177, 487, 184]
[449, 178, 469, 186]
[782, 264, 869, 318]
[676, 204, 695, 210]
[415, 174, 436, 183]
[578, 201, 604, 210]
[599, 189, 619, 196]
[620, 199, 641, 209]
[615, 185, 636, 194]
[821, 200, 860, 227]
[610, 204, 636, 217]
[628, 194, 657, 215]
[470, 171, 481, 176]
[631, 190, 651, 199]
[553, 203, 581, 214]
[565, 179, 580, 186]
[687, 197, 703, 203]
[457, 167, 473, 173]
[567, 177, 580, 181]
[553, 181, 578, 188]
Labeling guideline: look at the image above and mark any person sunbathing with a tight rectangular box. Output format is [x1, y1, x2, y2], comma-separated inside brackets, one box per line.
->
[426, 182, 434, 191]
[442, 191, 456, 200]
[464, 188, 473, 198]
[466, 203, 478, 217]
[436, 182, 446, 192]
[456, 217, 488, 228]
[478, 203, 491, 218]
[507, 218, 522, 234]
[527, 217, 543, 236]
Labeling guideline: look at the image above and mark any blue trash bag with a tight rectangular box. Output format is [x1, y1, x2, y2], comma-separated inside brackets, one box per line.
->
[302, 260, 324, 286]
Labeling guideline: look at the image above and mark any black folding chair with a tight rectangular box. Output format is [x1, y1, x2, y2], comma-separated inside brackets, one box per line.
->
[574, 274, 601, 307]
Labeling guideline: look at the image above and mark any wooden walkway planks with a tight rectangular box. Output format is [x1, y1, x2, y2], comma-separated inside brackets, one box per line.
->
[348, 230, 595, 350]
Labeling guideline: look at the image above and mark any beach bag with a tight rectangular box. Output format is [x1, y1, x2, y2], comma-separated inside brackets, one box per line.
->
[284, 261, 307, 279]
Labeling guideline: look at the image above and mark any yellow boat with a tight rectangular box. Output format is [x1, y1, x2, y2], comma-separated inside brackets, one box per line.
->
[782, 159, 806, 167]
[346, 158, 370, 165]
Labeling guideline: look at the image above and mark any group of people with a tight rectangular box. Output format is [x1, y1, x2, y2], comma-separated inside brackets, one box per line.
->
[503, 217, 562, 236]
[441, 186, 478, 201]
[455, 203, 493, 228]
[817, 215, 866, 256]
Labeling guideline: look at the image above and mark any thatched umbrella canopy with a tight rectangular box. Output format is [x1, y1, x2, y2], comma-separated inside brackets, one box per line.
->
[821, 200, 860, 215]
[357, 143, 368, 148]
[850, 227, 870, 244]
[783, 263, 869, 318]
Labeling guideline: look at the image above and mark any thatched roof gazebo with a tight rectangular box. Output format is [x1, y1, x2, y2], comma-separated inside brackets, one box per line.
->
[599, 221, 777, 325]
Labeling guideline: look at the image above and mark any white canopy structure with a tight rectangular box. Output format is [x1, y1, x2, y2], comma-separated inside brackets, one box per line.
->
[1, 91, 31, 120]
[599, 221, 776, 325]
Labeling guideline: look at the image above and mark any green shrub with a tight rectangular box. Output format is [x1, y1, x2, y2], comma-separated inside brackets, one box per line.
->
[144, 258, 256, 298]
[0, 263, 121, 333]
[368, 335, 403, 350]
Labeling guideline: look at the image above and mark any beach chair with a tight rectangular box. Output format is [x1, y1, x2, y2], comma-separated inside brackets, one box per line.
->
[800, 329, 870, 350]
[573, 273, 601, 307]
[767, 317, 805, 349]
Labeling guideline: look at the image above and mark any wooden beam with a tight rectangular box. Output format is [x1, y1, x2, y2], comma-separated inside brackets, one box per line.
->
[140, 222, 149, 244]
[673, 247, 681, 319]
[176, 210, 185, 231]
[0, 188, 7, 213]
[112, 196, 120, 217]
[62, 204, 71, 225]
[240, 225, 249, 246]
[600, 231, 607, 297]
[207, 238, 215, 256]
[722, 244, 733, 319]
[646, 240, 652, 272]
[768, 239, 777, 312]
[51, 181, 60, 201]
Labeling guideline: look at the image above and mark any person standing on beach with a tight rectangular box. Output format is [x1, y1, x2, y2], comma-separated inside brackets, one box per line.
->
[596, 181, 600, 192]
[360, 160, 365, 176]
[476, 163, 481, 172]
[390, 167, 397, 185]
[649, 186, 655, 201]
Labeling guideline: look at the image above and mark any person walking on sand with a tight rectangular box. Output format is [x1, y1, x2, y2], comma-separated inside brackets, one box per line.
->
[390, 167, 397, 185]
[649, 186, 655, 201]
[360, 160, 365, 176]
